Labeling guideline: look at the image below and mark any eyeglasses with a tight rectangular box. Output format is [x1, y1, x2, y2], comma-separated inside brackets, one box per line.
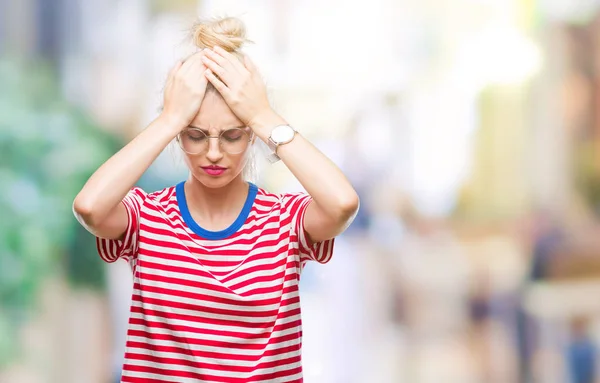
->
[177, 127, 252, 155]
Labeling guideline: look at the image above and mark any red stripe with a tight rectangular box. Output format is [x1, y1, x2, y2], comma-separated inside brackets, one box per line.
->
[131, 294, 300, 319]
[123, 363, 301, 383]
[129, 305, 302, 330]
[125, 341, 301, 363]
[128, 316, 302, 341]
[126, 329, 301, 352]
[121, 375, 178, 383]
[135, 270, 298, 299]
[125, 352, 301, 373]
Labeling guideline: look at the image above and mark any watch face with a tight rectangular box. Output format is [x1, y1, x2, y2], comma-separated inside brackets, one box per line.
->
[271, 125, 295, 144]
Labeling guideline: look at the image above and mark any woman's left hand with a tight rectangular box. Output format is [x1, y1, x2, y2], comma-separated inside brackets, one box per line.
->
[201, 47, 273, 128]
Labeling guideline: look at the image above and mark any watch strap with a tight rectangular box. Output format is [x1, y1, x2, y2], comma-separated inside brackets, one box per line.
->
[266, 151, 281, 164]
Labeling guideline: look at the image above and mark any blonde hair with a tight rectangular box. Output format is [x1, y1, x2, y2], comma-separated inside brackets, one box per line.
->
[191, 16, 251, 57]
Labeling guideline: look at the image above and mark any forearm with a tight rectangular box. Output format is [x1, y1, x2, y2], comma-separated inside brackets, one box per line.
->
[73, 115, 182, 224]
[251, 112, 359, 219]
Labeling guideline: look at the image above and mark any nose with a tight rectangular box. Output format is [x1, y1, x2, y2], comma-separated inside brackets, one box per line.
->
[205, 136, 224, 162]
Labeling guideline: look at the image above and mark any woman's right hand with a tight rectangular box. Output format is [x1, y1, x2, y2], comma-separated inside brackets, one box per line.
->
[161, 51, 209, 130]
[74, 52, 210, 241]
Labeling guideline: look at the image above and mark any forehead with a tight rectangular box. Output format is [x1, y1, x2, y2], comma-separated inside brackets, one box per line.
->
[190, 92, 244, 130]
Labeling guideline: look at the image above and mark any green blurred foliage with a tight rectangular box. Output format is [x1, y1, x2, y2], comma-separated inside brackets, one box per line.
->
[0, 57, 121, 366]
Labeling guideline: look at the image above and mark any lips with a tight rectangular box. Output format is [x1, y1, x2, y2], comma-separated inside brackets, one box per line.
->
[201, 165, 227, 176]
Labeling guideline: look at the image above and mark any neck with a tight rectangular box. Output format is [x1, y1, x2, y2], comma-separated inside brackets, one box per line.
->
[184, 175, 249, 223]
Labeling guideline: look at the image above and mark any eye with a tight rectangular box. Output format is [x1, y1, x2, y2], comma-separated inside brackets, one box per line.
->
[185, 130, 207, 142]
[222, 129, 245, 142]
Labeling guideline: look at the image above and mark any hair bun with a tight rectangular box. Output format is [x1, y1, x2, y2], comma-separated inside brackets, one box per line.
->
[191, 17, 250, 53]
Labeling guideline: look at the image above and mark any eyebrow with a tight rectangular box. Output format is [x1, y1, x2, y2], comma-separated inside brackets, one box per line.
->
[187, 125, 248, 132]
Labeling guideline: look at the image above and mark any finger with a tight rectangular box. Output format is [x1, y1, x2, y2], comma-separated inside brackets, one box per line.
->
[180, 51, 206, 75]
[165, 61, 182, 90]
[179, 52, 198, 72]
[243, 55, 258, 74]
[165, 61, 183, 90]
[167, 60, 183, 81]
[212, 46, 247, 73]
[198, 63, 209, 82]
[203, 48, 231, 69]
[201, 56, 231, 85]
[205, 69, 230, 97]
[203, 49, 245, 80]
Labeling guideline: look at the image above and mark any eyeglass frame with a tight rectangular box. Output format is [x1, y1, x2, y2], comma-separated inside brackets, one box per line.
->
[176, 127, 254, 155]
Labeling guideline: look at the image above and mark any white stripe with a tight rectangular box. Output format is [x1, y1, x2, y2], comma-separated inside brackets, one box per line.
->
[129, 300, 301, 324]
[128, 310, 302, 335]
[121, 369, 202, 383]
[136, 277, 299, 307]
[134, 288, 292, 313]
[126, 333, 302, 363]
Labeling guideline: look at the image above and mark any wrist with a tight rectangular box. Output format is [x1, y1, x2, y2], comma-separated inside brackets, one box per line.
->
[157, 113, 187, 135]
[249, 110, 287, 139]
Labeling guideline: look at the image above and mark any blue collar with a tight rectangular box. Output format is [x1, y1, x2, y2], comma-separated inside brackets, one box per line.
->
[175, 181, 258, 240]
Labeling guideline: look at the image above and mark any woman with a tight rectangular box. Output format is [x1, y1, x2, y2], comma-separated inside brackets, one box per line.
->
[73, 16, 359, 382]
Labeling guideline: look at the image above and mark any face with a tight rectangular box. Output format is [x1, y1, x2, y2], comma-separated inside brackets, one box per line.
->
[180, 91, 253, 189]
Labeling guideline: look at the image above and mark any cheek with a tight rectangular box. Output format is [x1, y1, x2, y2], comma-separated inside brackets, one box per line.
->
[183, 153, 195, 168]
[230, 153, 248, 172]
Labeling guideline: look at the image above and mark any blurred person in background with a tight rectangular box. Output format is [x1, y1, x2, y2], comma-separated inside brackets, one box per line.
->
[382, 192, 474, 381]
[567, 316, 597, 383]
[71, 16, 359, 383]
[516, 209, 564, 382]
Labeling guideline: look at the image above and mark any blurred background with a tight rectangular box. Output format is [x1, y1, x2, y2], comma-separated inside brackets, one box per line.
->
[5, 0, 600, 382]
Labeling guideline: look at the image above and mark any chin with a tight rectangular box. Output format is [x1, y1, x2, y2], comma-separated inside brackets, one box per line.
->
[193, 171, 241, 189]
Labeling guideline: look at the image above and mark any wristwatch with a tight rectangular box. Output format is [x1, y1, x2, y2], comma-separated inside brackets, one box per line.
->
[266, 124, 297, 163]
